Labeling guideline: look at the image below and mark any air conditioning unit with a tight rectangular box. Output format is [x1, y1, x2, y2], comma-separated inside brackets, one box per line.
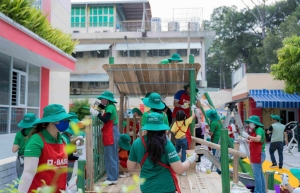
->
[73, 31, 80, 33]
[72, 88, 81, 95]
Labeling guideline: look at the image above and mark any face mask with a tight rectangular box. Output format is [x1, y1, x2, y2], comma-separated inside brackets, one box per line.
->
[55, 120, 69, 132]
[249, 123, 255, 129]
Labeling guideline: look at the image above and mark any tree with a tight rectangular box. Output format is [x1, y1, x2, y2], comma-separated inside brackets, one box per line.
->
[69, 99, 91, 120]
[271, 36, 300, 93]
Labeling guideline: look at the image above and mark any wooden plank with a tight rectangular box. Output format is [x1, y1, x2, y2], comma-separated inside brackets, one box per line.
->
[134, 64, 146, 95]
[163, 64, 172, 95]
[148, 64, 160, 93]
[128, 64, 141, 95]
[108, 64, 128, 95]
[179, 174, 191, 193]
[126, 114, 130, 134]
[119, 64, 135, 96]
[211, 172, 222, 185]
[109, 71, 114, 93]
[85, 116, 94, 191]
[187, 172, 209, 193]
[119, 93, 125, 134]
[141, 64, 152, 94]
[199, 172, 222, 193]
[157, 64, 166, 95]
[233, 142, 240, 183]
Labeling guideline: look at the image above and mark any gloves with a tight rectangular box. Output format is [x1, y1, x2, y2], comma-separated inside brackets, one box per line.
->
[191, 104, 197, 111]
[90, 108, 99, 117]
[281, 173, 289, 186]
[196, 93, 202, 101]
[77, 136, 84, 140]
[241, 131, 249, 139]
[181, 104, 189, 109]
[186, 153, 197, 164]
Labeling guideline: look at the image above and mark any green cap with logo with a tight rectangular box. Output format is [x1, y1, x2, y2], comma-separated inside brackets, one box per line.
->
[142, 92, 165, 110]
[35, 104, 76, 124]
[244, 116, 264, 127]
[206, 109, 220, 122]
[131, 108, 142, 116]
[97, 91, 117, 103]
[119, 134, 132, 151]
[18, 113, 40, 129]
[270, 114, 282, 121]
[141, 112, 170, 131]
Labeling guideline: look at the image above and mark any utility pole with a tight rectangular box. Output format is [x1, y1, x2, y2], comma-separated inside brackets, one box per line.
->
[223, 71, 226, 89]
[124, 36, 129, 64]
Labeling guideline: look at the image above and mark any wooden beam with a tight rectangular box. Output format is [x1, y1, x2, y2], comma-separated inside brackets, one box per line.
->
[109, 71, 114, 93]
[233, 142, 240, 184]
[126, 114, 130, 134]
[192, 137, 247, 158]
[85, 116, 94, 191]
[119, 93, 125, 134]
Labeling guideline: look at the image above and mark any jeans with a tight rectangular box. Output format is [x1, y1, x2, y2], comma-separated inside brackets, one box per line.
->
[104, 125, 120, 181]
[269, 141, 283, 167]
[175, 138, 188, 162]
[251, 152, 266, 193]
[212, 142, 221, 174]
[16, 156, 24, 178]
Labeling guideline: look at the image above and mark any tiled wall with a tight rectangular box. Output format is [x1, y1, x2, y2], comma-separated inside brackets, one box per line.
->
[0, 158, 17, 190]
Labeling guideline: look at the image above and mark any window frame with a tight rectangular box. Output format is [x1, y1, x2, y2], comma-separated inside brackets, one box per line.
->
[71, 6, 86, 28]
[89, 6, 114, 27]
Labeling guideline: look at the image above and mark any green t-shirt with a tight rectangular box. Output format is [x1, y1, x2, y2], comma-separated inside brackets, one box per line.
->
[24, 129, 65, 157]
[129, 136, 180, 193]
[255, 127, 266, 152]
[141, 110, 169, 126]
[13, 129, 33, 156]
[209, 120, 222, 143]
[105, 104, 118, 125]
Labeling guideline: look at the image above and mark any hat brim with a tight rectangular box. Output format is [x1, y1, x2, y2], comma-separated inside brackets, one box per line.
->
[168, 58, 183, 62]
[290, 168, 300, 180]
[70, 118, 80, 123]
[119, 142, 131, 151]
[270, 115, 282, 121]
[205, 110, 220, 122]
[141, 123, 170, 131]
[18, 119, 40, 129]
[142, 98, 165, 110]
[64, 128, 74, 135]
[35, 113, 76, 125]
[244, 119, 264, 127]
[97, 95, 117, 103]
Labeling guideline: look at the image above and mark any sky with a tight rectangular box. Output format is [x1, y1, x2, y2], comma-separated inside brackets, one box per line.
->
[149, 0, 255, 21]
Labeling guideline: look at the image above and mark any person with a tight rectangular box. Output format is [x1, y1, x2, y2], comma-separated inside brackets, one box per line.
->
[171, 107, 196, 171]
[61, 112, 84, 187]
[221, 116, 237, 140]
[281, 168, 300, 193]
[118, 134, 131, 178]
[127, 112, 198, 193]
[12, 113, 40, 178]
[206, 109, 222, 156]
[18, 104, 75, 193]
[194, 108, 206, 166]
[241, 116, 266, 193]
[168, 53, 183, 64]
[123, 108, 142, 139]
[172, 82, 201, 148]
[267, 114, 287, 169]
[141, 92, 169, 127]
[159, 59, 169, 64]
[90, 91, 120, 185]
[162, 102, 173, 127]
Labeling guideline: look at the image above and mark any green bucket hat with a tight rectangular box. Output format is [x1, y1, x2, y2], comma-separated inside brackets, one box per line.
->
[244, 116, 264, 127]
[18, 113, 40, 129]
[291, 168, 300, 180]
[97, 91, 117, 103]
[183, 82, 199, 93]
[168, 53, 183, 62]
[36, 104, 75, 124]
[205, 109, 220, 122]
[119, 134, 131, 151]
[142, 92, 165, 110]
[221, 116, 226, 120]
[69, 112, 80, 123]
[270, 114, 282, 121]
[141, 112, 170, 131]
[159, 59, 169, 64]
[132, 108, 142, 116]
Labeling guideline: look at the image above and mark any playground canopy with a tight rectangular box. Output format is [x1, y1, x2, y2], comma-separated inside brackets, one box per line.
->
[102, 63, 201, 97]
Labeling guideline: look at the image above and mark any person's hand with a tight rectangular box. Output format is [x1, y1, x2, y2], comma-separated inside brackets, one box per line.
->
[191, 104, 197, 111]
[285, 140, 289, 146]
[281, 173, 289, 186]
[186, 153, 197, 164]
[241, 131, 249, 139]
[90, 108, 99, 117]
[196, 93, 202, 101]
[77, 136, 84, 140]
[181, 105, 189, 109]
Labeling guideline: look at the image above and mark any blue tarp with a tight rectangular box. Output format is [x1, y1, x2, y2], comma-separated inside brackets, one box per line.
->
[249, 89, 300, 108]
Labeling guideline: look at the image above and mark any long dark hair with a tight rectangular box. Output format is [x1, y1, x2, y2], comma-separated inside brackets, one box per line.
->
[28, 123, 49, 138]
[146, 130, 167, 164]
[21, 129, 28, 137]
[176, 110, 186, 126]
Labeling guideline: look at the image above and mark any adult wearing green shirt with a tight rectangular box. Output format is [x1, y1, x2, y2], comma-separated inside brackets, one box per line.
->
[12, 113, 40, 178]
[205, 109, 222, 156]
[127, 112, 197, 193]
[242, 116, 266, 193]
[18, 104, 76, 193]
[90, 91, 120, 185]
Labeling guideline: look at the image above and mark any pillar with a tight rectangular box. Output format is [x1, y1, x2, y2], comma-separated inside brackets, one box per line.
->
[249, 97, 263, 122]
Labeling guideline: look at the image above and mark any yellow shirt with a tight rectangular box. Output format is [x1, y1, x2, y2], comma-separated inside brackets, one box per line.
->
[171, 117, 193, 139]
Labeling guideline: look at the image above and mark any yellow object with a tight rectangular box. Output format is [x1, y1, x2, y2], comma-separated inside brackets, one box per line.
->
[171, 117, 193, 139]
[186, 149, 195, 158]
[206, 169, 211, 174]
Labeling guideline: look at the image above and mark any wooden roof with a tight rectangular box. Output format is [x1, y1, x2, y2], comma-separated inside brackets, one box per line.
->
[102, 63, 201, 97]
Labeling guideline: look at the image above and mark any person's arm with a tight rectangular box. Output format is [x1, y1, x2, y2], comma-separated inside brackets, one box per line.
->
[173, 99, 182, 108]
[12, 145, 19, 153]
[70, 136, 83, 144]
[170, 159, 192, 174]
[284, 131, 289, 145]
[285, 184, 295, 193]
[97, 112, 111, 123]
[127, 160, 139, 171]
[267, 126, 273, 134]
[18, 157, 39, 193]
[248, 134, 262, 142]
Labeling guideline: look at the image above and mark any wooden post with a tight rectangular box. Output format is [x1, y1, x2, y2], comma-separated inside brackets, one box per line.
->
[85, 116, 94, 191]
[233, 142, 240, 184]
[133, 115, 137, 141]
[109, 71, 114, 93]
[126, 114, 130, 134]
[119, 93, 125, 133]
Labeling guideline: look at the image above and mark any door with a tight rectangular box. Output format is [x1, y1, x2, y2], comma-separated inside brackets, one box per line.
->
[280, 110, 296, 125]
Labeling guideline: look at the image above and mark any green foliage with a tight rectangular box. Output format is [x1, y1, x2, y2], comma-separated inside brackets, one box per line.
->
[70, 99, 91, 120]
[271, 36, 300, 93]
[0, 0, 78, 55]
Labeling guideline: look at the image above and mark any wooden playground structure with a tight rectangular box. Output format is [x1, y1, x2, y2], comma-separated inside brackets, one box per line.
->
[79, 61, 252, 193]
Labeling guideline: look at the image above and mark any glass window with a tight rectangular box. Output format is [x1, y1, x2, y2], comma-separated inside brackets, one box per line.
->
[27, 109, 39, 118]
[71, 7, 86, 28]
[0, 107, 8, 134]
[13, 58, 27, 72]
[89, 6, 114, 27]
[28, 64, 40, 107]
[0, 53, 11, 105]
[10, 108, 25, 133]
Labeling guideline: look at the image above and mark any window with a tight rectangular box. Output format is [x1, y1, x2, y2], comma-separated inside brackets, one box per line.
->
[147, 50, 169, 57]
[78, 82, 83, 88]
[191, 49, 200, 56]
[120, 50, 141, 57]
[89, 6, 114, 27]
[27, 64, 40, 107]
[0, 53, 11, 105]
[90, 50, 109, 58]
[71, 7, 86, 28]
[72, 52, 83, 58]
[177, 49, 187, 56]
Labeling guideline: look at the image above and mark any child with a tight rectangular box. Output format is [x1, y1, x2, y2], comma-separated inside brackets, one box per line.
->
[171, 106, 196, 174]
[119, 134, 132, 178]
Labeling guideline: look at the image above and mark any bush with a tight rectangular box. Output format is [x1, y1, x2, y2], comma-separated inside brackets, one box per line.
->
[70, 99, 91, 120]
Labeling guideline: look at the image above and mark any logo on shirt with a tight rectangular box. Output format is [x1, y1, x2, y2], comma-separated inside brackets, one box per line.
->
[47, 159, 67, 166]
[47, 159, 53, 165]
